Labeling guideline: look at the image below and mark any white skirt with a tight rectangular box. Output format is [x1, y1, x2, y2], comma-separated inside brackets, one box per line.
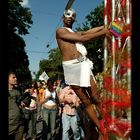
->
[62, 58, 93, 87]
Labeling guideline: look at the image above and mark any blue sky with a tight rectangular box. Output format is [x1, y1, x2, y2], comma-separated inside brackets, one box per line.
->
[21, 0, 103, 77]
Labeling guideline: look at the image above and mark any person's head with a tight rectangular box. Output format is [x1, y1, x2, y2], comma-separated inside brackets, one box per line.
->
[60, 80, 67, 89]
[63, 8, 76, 27]
[63, 8, 76, 20]
[37, 80, 42, 88]
[8, 72, 18, 89]
[47, 78, 55, 92]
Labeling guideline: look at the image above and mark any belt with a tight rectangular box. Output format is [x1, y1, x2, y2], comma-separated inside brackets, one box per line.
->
[77, 55, 87, 62]
[62, 55, 87, 65]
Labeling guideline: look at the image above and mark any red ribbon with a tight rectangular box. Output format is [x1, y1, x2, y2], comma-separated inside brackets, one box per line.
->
[100, 115, 131, 139]
[122, 0, 126, 7]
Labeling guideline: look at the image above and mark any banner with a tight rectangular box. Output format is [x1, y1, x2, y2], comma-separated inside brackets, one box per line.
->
[39, 71, 49, 82]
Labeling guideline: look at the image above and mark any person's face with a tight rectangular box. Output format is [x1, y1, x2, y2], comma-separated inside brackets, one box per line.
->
[63, 16, 75, 26]
[37, 82, 41, 87]
[63, 9, 76, 26]
[8, 73, 17, 86]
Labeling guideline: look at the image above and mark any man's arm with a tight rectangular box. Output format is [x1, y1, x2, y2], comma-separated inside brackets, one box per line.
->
[59, 91, 74, 104]
[80, 25, 104, 35]
[56, 27, 108, 43]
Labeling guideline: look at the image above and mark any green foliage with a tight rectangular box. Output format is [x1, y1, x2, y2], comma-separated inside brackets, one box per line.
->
[37, 48, 63, 80]
[8, 0, 33, 35]
[8, 0, 33, 84]
[85, 4, 104, 27]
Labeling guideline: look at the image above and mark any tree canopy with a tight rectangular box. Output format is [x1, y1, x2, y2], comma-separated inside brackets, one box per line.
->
[36, 48, 63, 80]
[8, 0, 33, 84]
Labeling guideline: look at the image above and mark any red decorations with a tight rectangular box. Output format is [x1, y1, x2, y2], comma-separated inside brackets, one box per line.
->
[101, 74, 131, 139]
[102, 0, 131, 139]
[99, 119, 108, 140]
[103, 76, 114, 92]
[100, 115, 131, 139]
[120, 57, 131, 69]
[122, 0, 126, 7]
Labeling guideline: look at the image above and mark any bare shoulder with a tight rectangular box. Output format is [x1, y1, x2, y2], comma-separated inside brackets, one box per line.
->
[56, 28, 70, 38]
[56, 28, 67, 34]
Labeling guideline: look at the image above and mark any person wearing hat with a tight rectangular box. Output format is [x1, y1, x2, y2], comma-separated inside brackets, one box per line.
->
[56, 8, 111, 139]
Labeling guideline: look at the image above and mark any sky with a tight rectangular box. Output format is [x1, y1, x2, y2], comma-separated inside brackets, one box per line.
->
[21, 0, 103, 77]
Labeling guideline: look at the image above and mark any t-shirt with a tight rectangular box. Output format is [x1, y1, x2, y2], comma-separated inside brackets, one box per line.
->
[8, 89, 24, 134]
[44, 88, 57, 106]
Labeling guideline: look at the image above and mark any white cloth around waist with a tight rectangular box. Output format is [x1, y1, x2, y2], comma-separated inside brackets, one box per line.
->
[62, 57, 93, 87]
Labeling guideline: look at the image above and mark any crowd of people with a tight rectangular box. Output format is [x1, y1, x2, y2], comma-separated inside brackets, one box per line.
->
[8, 72, 101, 140]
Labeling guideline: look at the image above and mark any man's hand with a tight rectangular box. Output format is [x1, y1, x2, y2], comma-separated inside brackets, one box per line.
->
[105, 28, 112, 40]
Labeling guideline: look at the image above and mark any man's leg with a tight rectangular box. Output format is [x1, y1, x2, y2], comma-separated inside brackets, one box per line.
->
[86, 77, 104, 139]
[87, 76, 103, 123]
[71, 86, 100, 130]
[42, 108, 49, 139]
[62, 113, 70, 140]
[87, 75, 101, 105]
[15, 125, 24, 140]
[70, 115, 81, 140]
[50, 109, 57, 140]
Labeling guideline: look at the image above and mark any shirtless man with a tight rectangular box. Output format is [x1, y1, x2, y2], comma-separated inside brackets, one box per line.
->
[56, 8, 110, 139]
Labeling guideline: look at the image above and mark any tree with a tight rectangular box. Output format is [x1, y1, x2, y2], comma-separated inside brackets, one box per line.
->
[8, 0, 33, 84]
[36, 48, 63, 80]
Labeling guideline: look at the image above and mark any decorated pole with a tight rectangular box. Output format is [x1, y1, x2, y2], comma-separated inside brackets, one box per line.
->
[126, 0, 131, 93]
[103, 0, 108, 71]
[111, 0, 116, 118]
[101, 0, 131, 139]
[126, 0, 131, 123]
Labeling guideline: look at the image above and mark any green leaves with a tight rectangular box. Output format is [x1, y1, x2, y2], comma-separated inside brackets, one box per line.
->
[8, 0, 33, 35]
[8, 0, 33, 84]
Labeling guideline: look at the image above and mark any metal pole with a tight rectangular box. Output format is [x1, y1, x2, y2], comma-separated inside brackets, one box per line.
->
[126, 0, 131, 123]
[126, 0, 131, 92]
[111, 0, 116, 118]
[116, 1, 122, 77]
[104, 0, 108, 71]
